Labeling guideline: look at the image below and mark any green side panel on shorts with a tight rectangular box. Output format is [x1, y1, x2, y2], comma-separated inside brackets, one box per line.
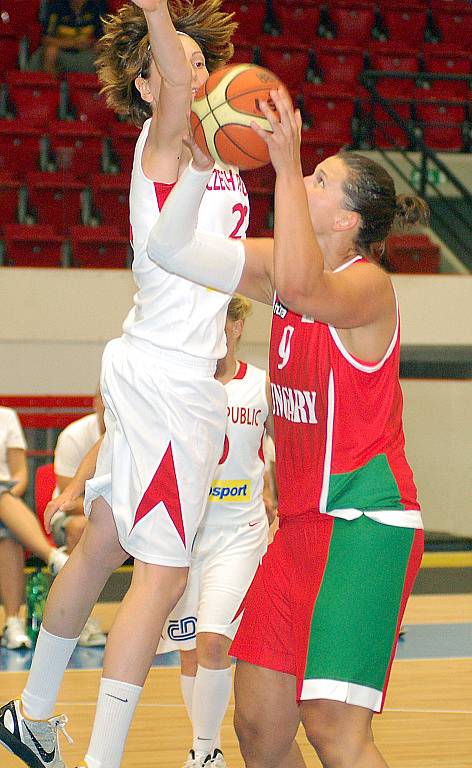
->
[304, 516, 415, 691]
[327, 453, 406, 512]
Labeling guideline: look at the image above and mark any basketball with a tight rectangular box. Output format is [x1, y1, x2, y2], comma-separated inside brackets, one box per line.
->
[190, 63, 283, 170]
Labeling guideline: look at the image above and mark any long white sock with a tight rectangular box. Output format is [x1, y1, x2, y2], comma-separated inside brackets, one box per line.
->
[21, 626, 80, 719]
[180, 674, 195, 720]
[192, 666, 232, 755]
[84, 677, 142, 768]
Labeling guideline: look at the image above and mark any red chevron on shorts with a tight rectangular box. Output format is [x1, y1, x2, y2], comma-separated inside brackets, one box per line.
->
[132, 441, 185, 545]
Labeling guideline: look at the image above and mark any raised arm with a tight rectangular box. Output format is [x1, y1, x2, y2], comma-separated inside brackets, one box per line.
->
[133, 0, 193, 181]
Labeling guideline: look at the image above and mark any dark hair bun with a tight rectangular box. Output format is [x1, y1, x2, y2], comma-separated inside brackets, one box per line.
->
[395, 194, 430, 228]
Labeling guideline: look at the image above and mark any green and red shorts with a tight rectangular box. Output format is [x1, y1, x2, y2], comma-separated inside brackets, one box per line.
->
[230, 511, 423, 712]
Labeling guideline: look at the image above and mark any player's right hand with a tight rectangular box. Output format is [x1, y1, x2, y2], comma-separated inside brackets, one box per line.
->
[44, 483, 83, 532]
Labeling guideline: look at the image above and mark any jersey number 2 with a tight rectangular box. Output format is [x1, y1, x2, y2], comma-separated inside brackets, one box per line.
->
[230, 204, 249, 239]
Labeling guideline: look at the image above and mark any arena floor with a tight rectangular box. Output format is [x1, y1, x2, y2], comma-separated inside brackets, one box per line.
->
[1, 577, 471, 768]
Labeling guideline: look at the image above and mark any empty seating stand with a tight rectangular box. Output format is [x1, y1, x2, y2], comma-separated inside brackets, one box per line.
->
[6, 71, 61, 128]
[69, 225, 130, 268]
[0, 121, 42, 178]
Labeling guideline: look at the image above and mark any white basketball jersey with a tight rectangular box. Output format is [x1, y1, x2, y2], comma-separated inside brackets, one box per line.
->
[123, 118, 250, 360]
[204, 361, 269, 527]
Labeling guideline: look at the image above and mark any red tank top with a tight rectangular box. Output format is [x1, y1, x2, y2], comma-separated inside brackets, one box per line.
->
[269, 278, 420, 523]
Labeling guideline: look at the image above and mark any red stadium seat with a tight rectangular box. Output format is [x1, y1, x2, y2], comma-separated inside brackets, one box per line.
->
[90, 173, 130, 235]
[432, 7, 472, 46]
[0, 30, 19, 71]
[376, 76, 416, 99]
[275, 2, 321, 45]
[224, 2, 268, 44]
[6, 71, 61, 128]
[314, 44, 364, 90]
[261, 45, 310, 89]
[302, 88, 355, 144]
[34, 464, 56, 546]
[415, 101, 466, 151]
[369, 46, 419, 74]
[48, 121, 104, 179]
[69, 225, 130, 268]
[0, 0, 41, 26]
[328, 3, 375, 44]
[109, 122, 140, 175]
[386, 234, 440, 273]
[0, 120, 42, 179]
[0, 172, 20, 231]
[246, 191, 273, 237]
[423, 48, 470, 99]
[241, 165, 276, 192]
[65, 73, 112, 131]
[27, 172, 86, 234]
[4, 223, 63, 267]
[382, 6, 429, 46]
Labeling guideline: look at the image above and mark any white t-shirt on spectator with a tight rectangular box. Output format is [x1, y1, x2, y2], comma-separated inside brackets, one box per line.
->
[54, 413, 101, 480]
[0, 407, 27, 481]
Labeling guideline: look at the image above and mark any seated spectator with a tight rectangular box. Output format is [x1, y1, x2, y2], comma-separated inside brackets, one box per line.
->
[51, 390, 106, 646]
[28, 0, 105, 75]
[0, 406, 68, 650]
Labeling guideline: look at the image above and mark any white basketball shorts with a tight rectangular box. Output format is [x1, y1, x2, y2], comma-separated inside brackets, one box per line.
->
[84, 336, 227, 567]
[158, 513, 268, 652]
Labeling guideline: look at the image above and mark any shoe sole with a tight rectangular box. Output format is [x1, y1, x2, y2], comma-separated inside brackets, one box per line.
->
[0, 721, 47, 768]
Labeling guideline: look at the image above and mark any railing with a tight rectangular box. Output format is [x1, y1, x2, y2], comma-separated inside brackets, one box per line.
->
[360, 70, 472, 270]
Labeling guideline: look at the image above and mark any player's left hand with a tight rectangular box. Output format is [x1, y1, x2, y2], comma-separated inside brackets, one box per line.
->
[251, 87, 302, 176]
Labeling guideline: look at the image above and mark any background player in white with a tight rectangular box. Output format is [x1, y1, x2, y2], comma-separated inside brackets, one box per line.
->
[0, 3, 248, 768]
[0, 408, 68, 650]
[158, 295, 275, 768]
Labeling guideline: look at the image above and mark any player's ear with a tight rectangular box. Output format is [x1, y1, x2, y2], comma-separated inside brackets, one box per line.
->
[135, 76, 153, 104]
[333, 210, 359, 233]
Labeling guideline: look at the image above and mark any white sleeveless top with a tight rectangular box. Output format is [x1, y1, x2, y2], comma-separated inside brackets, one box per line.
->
[123, 118, 250, 360]
[205, 362, 269, 527]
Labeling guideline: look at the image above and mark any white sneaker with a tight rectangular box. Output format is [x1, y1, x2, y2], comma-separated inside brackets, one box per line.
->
[1, 617, 32, 650]
[47, 547, 68, 577]
[0, 699, 73, 768]
[211, 749, 227, 768]
[182, 749, 211, 768]
[78, 618, 106, 647]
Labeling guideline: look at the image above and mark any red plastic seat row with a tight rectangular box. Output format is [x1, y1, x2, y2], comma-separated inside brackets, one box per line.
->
[2, 223, 130, 268]
[386, 234, 440, 274]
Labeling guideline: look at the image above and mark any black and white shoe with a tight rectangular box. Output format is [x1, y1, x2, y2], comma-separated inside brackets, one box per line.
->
[0, 699, 72, 768]
[211, 749, 227, 768]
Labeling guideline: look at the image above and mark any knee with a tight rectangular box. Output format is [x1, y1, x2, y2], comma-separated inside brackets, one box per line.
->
[197, 633, 230, 668]
[303, 706, 371, 767]
[65, 517, 87, 552]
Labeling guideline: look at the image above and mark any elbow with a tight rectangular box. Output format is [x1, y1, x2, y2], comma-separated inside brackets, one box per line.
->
[146, 226, 175, 270]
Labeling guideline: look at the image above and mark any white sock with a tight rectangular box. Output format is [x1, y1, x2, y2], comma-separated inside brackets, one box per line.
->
[84, 677, 142, 768]
[180, 674, 195, 720]
[192, 666, 232, 755]
[21, 626, 80, 719]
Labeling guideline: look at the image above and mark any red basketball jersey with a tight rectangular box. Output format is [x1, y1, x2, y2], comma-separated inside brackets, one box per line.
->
[269, 266, 421, 528]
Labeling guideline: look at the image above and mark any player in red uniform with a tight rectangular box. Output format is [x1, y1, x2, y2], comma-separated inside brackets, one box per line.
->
[145, 88, 429, 767]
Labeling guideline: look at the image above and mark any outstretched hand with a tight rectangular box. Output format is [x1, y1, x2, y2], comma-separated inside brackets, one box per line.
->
[251, 87, 302, 176]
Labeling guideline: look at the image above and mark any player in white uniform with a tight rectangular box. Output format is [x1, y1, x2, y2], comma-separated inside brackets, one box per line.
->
[0, 4, 248, 768]
[158, 296, 274, 768]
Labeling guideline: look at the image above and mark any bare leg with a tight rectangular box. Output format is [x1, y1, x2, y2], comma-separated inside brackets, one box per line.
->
[197, 631, 232, 669]
[0, 538, 25, 617]
[43, 497, 127, 637]
[0, 493, 55, 564]
[234, 661, 301, 768]
[301, 699, 389, 768]
[181, 648, 198, 677]
[283, 742, 307, 768]
[64, 515, 87, 553]
[102, 559, 188, 685]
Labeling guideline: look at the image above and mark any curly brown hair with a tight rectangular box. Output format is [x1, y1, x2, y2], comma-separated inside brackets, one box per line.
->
[96, 1, 237, 126]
